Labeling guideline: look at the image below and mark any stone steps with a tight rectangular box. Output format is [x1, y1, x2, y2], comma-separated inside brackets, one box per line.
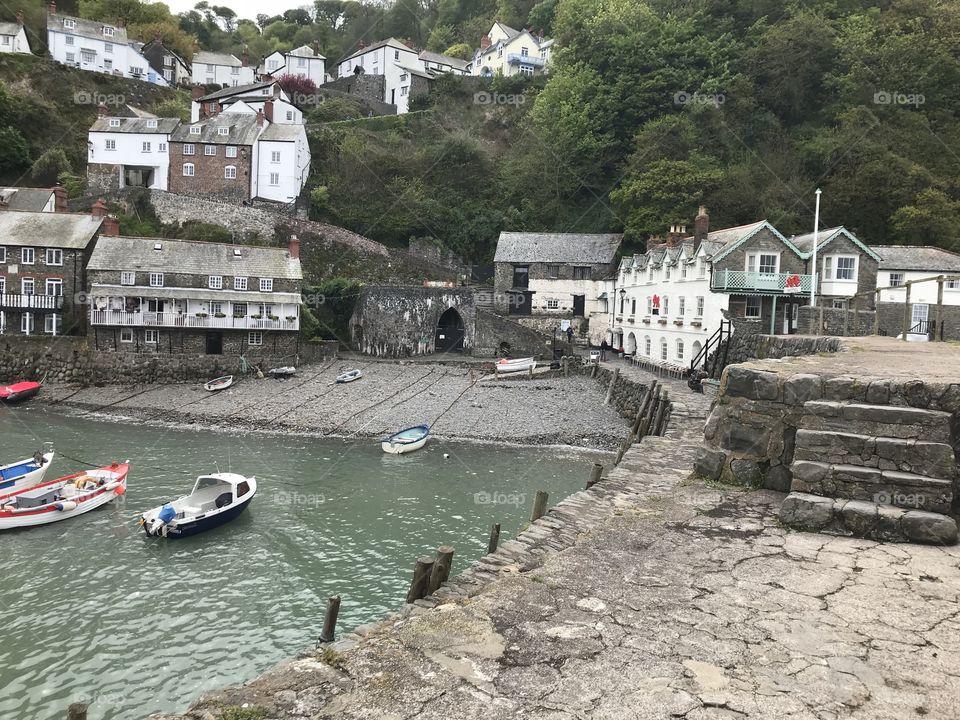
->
[800, 400, 953, 443]
[790, 460, 954, 514]
[780, 492, 958, 545]
[792, 429, 956, 479]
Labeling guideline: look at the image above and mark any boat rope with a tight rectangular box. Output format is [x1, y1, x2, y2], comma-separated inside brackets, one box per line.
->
[429, 371, 487, 430]
[262, 360, 375, 425]
[82, 386, 162, 414]
[55, 451, 169, 473]
[331, 366, 434, 436]
[224, 359, 338, 421]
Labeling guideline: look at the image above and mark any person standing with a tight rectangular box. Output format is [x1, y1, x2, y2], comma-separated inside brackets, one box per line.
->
[566, 326, 574, 345]
[600, 339, 609, 361]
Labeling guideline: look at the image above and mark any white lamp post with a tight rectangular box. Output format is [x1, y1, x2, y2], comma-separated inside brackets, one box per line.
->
[810, 188, 822, 307]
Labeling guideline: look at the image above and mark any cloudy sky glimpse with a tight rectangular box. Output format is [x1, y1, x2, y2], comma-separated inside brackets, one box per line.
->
[158, 0, 315, 21]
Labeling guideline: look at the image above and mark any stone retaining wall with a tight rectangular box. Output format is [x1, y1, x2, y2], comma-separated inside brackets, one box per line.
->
[798, 306, 875, 336]
[589, 365, 652, 420]
[721, 333, 845, 367]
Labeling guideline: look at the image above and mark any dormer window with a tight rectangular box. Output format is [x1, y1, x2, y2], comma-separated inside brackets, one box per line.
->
[217, 127, 229, 135]
[63, 19, 75, 29]
[146, 119, 158, 128]
[108, 118, 120, 127]
[189, 126, 201, 135]
[103, 26, 114, 37]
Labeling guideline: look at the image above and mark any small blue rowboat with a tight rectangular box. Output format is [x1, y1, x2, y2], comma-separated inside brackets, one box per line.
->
[381, 425, 430, 454]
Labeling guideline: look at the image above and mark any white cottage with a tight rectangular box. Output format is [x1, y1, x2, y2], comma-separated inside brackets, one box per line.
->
[87, 111, 177, 191]
[471, 21, 551, 77]
[0, 15, 31, 54]
[260, 45, 327, 86]
[337, 38, 421, 112]
[191, 44, 255, 88]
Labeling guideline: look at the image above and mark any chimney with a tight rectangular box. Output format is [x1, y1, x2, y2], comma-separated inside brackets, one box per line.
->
[16, 11, 23, 25]
[263, 98, 274, 123]
[358, 40, 366, 50]
[154, 32, 162, 43]
[242, 45, 249, 67]
[480, 35, 491, 50]
[91, 198, 108, 218]
[52, 185, 68, 213]
[101, 215, 120, 236]
[192, 38, 200, 53]
[256, 109, 264, 127]
[97, 102, 108, 117]
[646, 235, 663, 253]
[665, 224, 686, 247]
[49, 1, 56, 14]
[694, 205, 709, 248]
[288, 234, 300, 259]
[403, 38, 414, 49]
[191, 84, 204, 101]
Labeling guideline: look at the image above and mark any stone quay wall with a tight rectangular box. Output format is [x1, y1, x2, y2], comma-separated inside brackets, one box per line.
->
[588, 365, 654, 421]
[721, 333, 845, 367]
[798, 306, 875, 336]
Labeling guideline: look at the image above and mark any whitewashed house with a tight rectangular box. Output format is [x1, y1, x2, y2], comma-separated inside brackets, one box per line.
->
[418, 50, 469, 75]
[337, 38, 422, 112]
[0, 14, 31, 54]
[260, 45, 326, 85]
[46, 5, 165, 84]
[191, 44, 255, 87]
[192, 81, 303, 124]
[471, 21, 552, 77]
[87, 111, 177, 191]
[870, 246, 960, 305]
[255, 122, 311, 204]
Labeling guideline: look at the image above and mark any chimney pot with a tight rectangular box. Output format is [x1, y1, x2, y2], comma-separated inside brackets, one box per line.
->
[49, 1, 56, 14]
[91, 198, 108, 218]
[52, 185, 68, 212]
[16, 11, 23, 25]
[256, 109, 264, 127]
[97, 103, 108, 118]
[694, 206, 709, 248]
[242, 45, 249, 67]
[288, 234, 300, 259]
[480, 35, 491, 50]
[192, 38, 200, 52]
[102, 215, 120, 236]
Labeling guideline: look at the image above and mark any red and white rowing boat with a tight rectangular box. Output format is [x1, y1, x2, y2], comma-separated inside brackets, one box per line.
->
[0, 462, 128, 530]
[0, 380, 42, 404]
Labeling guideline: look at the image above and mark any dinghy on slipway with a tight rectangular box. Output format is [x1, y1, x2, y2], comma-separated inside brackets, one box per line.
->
[495, 357, 536, 374]
[381, 425, 430, 454]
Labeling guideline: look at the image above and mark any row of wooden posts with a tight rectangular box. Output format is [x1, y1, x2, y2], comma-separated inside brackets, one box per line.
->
[603, 370, 670, 463]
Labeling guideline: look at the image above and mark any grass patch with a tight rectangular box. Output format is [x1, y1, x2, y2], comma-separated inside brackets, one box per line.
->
[217, 706, 268, 720]
[318, 646, 347, 671]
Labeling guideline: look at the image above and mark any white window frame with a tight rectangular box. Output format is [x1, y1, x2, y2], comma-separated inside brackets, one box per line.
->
[660, 339, 668, 361]
[208, 275, 223, 290]
[234, 276, 248, 291]
[259, 278, 273, 292]
[745, 296, 762, 318]
[204, 145, 216, 156]
[678, 296, 685, 316]
[45, 278, 63, 296]
[145, 329, 158, 344]
[218, 127, 230, 136]
[0, 246, 5, 263]
[21, 312, 33, 335]
[546, 298, 560, 310]
[182, 163, 195, 177]
[183, 144, 195, 155]
[120, 327, 133, 343]
[269, 173, 280, 186]
[676, 339, 684, 361]
[44, 314, 61, 335]
[248, 331, 263, 346]
[270, 150, 281, 163]
[22, 247, 35, 265]
[149, 273, 164, 287]
[696, 296, 704, 317]
[889, 272, 904, 287]
[105, 139, 116, 150]
[224, 165, 237, 179]
[142, 141, 151, 152]
[121, 271, 135, 286]
[21, 277, 34, 295]
[189, 126, 201, 135]
[64, 19, 76, 29]
[225, 146, 237, 158]
[45, 249, 63, 266]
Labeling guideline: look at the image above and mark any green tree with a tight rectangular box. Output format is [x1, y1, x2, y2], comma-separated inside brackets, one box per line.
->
[0, 127, 30, 174]
[30, 148, 72, 185]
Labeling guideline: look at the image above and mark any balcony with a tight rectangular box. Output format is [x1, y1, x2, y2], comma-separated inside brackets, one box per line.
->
[0, 294, 64, 310]
[711, 270, 812, 294]
[89, 310, 299, 331]
[507, 53, 545, 67]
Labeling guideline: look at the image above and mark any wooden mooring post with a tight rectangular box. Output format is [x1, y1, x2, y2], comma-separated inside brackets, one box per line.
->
[405, 556, 435, 603]
[587, 463, 603, 489]
[67, 703, 87, 720]
[604, 367, 619, 405]
[530, 490, 549, 522]
[652, 389, 669, 436]
[487, 522, 501, 553]
[428, 546, 455, 594]
[317, 595, 341, 644]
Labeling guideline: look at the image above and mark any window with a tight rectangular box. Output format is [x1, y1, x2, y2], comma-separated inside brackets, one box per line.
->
[678, 296, 685, 316]
[43, 249, 63, 267]
[889, 272, 904, 287]
[573, 266, 591, 281]
[662, 296, 669, 316]
[286, 111, 293, 121]
[696, 296, 704, 317]
[1, 36, 7, 46]
[44, 314, 61, 335]
[234, 276, 247, 291]
[208, 275, 223, 289]
[145, 329, 158, 344]
[108, 118, 120, 128]
[660, 339, 668, 361]
[646, 296, 652, 315]
[105, 139, 116, 151]
[631, 298, 637, 315]
[231, 66, 239, 75]
[210, 302, 223, 316]
[648, 267, 654, 281]
[836, 256, 856, 280]
[233, 303, 247, 317]
[521, 46, 529, 57]
[225, 146, 237, 158]
[22, 248, 34, 265]
[190, 126, 201, 135]
[158, 143, 167, 152]
[64, 19, 76, 29]
[205, 145, 216, 156]
[183, 144, 195, 155]
[121, 271, 135, 286]
[146, 119, 157, 128]
[271, 151, 281, 163]
[698, 261, 706, 279]
[65, 34, 74, 45]
[248, 331, 263, 346]
[269, 173, 279, 186]
[681, 263, 688, 280]
[103, 26, 114, 37]
[676, 340, 684, 361]
[182, 163, 194, 176]
[21, 312, 33, 334]
[745, 297, 761, 318]
[947, 279, 960, 289]
[224, 166, 237, 179]
[120, 327, 133, 343]
[21, 278, 34, 295]
[400, 86, 408, 96]
[546, 299, 560, 309]
[259, 278, 273, 292]
[149, 273, 164, 287]
[394, 50, 400, 60]
[104, 42, 113, 53]
[546, 264, 560, 279]
[103, 59, 112, 70]
[644, 336, 651, 355]
[298, 57, 306, 68]
[142, 141, 151, 152]
[80, 49, 95, 63]
[66, 52, 74, 62]
[0, 246, 5, 262]
[832, 299, 846, 309]
[747, 253, 779, 274]
[665, 265, 671, 280]
[217, 127, 229, 136]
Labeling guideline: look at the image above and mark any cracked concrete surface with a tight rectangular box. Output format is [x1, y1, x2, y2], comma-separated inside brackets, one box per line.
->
[150, 376, 960, 720]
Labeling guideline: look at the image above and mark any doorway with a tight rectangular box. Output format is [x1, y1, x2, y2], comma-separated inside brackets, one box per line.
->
[206, 331, 223, 355]
[435, 307, 464, 352]
[572, 295, 585, 317]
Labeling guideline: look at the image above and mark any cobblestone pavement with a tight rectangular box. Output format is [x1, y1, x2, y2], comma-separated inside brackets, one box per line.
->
[151, 370, 960, 720]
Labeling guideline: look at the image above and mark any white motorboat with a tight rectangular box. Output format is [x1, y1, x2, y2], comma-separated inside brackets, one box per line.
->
[203, 375, 233, 392]
[336, 369, 363, 383]
[141, 473, 257, 539]
[0, 462, 128, 530]
[381, 425, 430, 454]
[0, 445, 54, 493]
[496, 356, 537, 374]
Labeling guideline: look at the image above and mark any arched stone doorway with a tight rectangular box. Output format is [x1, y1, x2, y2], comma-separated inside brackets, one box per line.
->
[435, 307, 465, 353]
[625, 332, 637, 354]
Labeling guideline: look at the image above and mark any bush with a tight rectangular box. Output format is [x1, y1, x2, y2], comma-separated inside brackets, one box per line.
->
[306, 97, 366, 122]
[0, 126, 29, 174]
[30, 148, 72, 185]
[277, 73, 317, 96]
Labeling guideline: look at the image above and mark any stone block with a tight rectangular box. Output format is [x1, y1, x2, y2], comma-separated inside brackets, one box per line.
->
[729, 458, 763, 487]
[789, 460, 829, 491]
[839, 500, 878, 537]
[724, 366, 781, 402]
[822, 376, 862, 402]
[720, 425, 769, 455]
[764, 464, 792, 493]
[783, 374, 822, 405]
[901, 511, 958, 545]
[865, 381, 890, 405]
[874, 504, 907, 542]
[694, 446, 726, 481]
[779, 492, 835, 530]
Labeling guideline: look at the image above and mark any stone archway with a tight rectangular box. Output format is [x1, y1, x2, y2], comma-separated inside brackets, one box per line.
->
[435, 307, 465, 353]
[626, 332, 637, 354]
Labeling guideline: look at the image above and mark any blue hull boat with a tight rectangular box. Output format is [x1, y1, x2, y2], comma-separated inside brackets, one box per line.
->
[141, 472, 256, 539]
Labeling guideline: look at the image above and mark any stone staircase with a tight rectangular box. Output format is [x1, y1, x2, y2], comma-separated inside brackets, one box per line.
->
[780, 400, 959, 544]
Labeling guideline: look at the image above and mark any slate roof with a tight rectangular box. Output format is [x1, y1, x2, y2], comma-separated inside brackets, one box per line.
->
[0, 188, 55, 212]
[171, 112, 262, 145]
[0, 22, 22, 35]
[87, 236, 302, 280]
[788, 226, 881, 261]
[494, 232, 622, 264]
[418, 50, 469, 71]
[289, 44, 325, 59]
[259, 123, 302, 141]
[193, 50, 243, 68]
[0, 211, 102, 249]
[343, 38, 415, 62]
[198, 81, 275, 102]
[89, 116, 179, 133]
[397, 62, 433, 80]
[47, 12, 127, 44]
[869, 245, 960, 273]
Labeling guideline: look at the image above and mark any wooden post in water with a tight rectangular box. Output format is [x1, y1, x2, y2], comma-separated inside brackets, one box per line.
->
[67, 703, 87, 720]
[428, 546, 455, 594]
[487, 523, 501, 554]
[405, 556, 435, 603]
[318, 595, 341, 644]
[530, 490, 549, 522]
[604, 367, 619, 405]
[587, 463, 603, 489]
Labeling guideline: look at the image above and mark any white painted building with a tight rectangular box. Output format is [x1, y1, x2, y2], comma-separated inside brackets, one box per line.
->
[0, 17, 31, 54]
[46, 7, 165, 84]
[193, 81, 303, 124]
[260, 45, 326, 86]
[191, 47, 255, 87]
[871, 245, 960, 305]
[337, 38, 422, 112]
[87, 114, 178, 191]
[254, 122, 311, 203]
[470, 21, 552, 77]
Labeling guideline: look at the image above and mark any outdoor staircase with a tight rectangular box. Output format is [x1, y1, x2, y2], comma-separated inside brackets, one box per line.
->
[780, 400, 959, 544]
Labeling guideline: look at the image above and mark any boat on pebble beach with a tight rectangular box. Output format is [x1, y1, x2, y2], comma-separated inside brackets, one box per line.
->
[0, 380, 42, 404]
[336, 369, 363, 383]
[495, 357, 537, 374]
[0, 461, 128, 530]
[268, 366, 296, 379]
[140, 472, 257, 539]
[381, 425, 430, 454]
[203, 375, 234, 392]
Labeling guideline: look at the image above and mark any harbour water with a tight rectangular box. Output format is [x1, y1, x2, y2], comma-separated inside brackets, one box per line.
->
[0, 407, 603, 719]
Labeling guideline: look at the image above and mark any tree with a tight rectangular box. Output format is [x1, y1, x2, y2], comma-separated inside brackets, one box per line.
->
[0, 127, 30, 174]
[891, 189, 960, 248]
[277, 74, 318, 95]
[443, 42, 472, 59]
[30, 148, 72, 185]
